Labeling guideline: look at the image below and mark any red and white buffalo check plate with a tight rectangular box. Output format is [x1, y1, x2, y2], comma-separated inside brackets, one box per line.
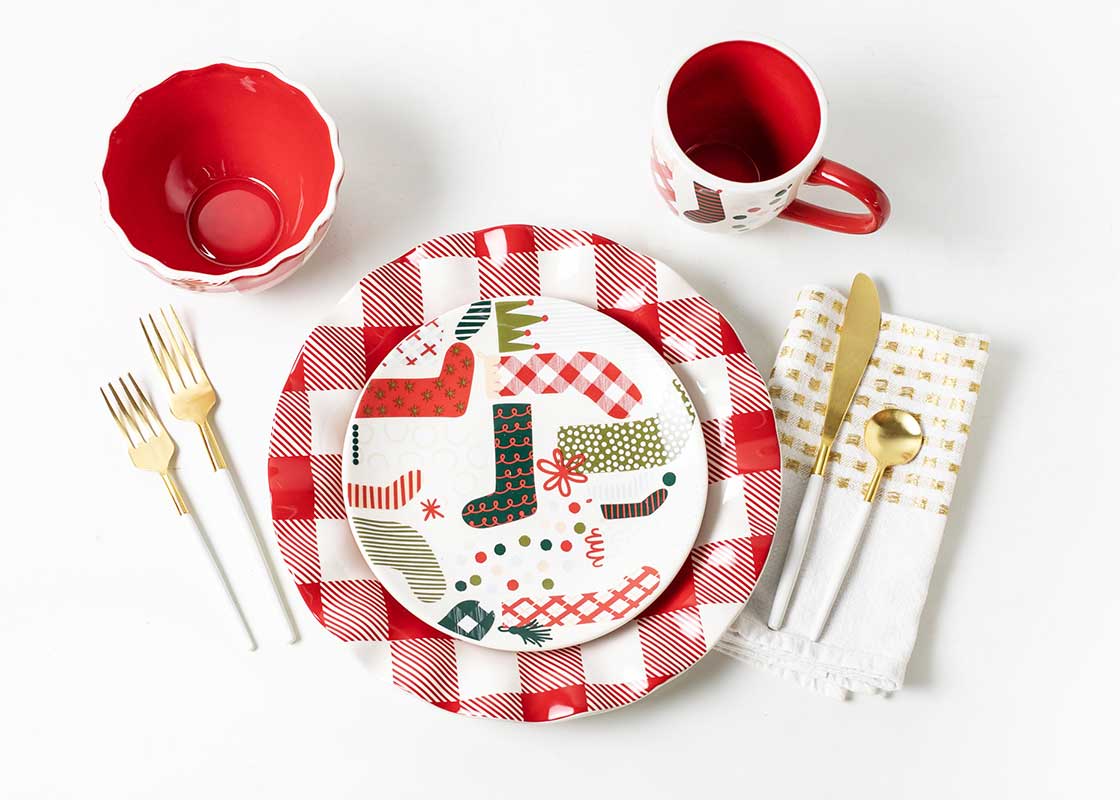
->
[267, 224, 781, 722]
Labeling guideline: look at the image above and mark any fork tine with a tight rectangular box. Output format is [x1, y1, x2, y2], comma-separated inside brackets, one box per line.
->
[119, 377, 157, 440]
[148, 313, 186, 388]
[140, 317, 175, 391]
[128, 373, 168, 436]
[166, 306, 207, 381]
[108, 382, 145, 443]
[161, 308, 197, 384]
[101, 386, 135, 446]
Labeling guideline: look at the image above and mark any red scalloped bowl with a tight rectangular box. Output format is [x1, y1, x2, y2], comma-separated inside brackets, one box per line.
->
[100, 62, 343, 292]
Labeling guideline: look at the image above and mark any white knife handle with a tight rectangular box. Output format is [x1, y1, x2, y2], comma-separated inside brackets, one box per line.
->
[809, 501, 873, 641]
[183, 512, 258, 651]
[768, 473, 824, 630]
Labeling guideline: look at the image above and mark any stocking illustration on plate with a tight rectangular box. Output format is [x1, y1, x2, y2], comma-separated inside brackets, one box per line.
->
[343, 296, 708, 651]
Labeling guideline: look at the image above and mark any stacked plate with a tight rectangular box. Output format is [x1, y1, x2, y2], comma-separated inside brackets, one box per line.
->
[267, 225, 781, 721]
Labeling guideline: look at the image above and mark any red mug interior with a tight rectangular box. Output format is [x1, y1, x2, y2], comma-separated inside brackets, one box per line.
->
[102, 64, 336, 275]
[667, 41, 821, 183]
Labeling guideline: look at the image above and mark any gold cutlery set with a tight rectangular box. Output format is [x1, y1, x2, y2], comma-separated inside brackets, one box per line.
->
[767, 274, 926, 640]
[101, 308, 297, 649]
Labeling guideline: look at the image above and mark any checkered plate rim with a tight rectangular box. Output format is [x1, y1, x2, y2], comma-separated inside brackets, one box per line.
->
[267, 224, 781, 722]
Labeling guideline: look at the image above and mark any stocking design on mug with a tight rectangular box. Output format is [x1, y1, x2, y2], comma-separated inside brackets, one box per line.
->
[650, 149, 678, 213]
[682, 182, 726, 224]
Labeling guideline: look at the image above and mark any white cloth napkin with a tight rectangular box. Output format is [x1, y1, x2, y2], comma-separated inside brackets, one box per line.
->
[718, 285, 990, 698]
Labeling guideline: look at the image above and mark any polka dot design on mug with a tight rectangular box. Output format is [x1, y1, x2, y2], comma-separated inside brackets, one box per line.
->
[729, 184, 794, 232]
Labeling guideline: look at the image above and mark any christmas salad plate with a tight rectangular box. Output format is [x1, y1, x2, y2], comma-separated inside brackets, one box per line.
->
[268, 224, 781, 721]
[342, 296, 708, 651]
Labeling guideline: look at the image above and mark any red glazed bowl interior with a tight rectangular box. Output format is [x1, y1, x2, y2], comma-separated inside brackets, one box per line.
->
[102, 63, 338, 277]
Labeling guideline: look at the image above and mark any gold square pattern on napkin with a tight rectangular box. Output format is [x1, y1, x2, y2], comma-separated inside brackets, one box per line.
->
[773, 287, 990, 515]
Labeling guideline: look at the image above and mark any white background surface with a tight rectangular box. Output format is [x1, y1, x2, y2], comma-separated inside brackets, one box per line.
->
[2, 1, 1115, 797]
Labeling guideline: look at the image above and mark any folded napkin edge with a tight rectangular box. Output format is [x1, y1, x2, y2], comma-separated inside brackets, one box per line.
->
[717, 631, 905, 698]
[797, 283, 992, 345]
[728, 617, 910, 679]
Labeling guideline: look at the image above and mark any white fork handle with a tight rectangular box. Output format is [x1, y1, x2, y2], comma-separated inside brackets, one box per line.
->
[809, 501, 873, 642]
[768, 473, 824, 630]
[218, 468, 300, 643]
[183, 512, 257, 651]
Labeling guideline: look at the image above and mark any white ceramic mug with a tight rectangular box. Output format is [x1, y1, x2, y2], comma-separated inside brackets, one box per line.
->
[652, 37, 889, 235]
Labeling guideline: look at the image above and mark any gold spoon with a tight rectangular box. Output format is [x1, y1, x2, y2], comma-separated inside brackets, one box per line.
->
[809, 408, 924, 641]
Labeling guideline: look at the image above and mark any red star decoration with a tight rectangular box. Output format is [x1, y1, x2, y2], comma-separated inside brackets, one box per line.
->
[421, 499, 444, 520]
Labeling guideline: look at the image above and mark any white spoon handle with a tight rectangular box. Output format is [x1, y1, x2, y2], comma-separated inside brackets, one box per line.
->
[768, 473, 823, 630]
[809, 501, 873, 641]
[183, 512, 257, 651]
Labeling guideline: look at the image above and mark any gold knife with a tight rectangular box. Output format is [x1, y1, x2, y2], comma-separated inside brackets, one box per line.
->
[768, 274, 881, 631]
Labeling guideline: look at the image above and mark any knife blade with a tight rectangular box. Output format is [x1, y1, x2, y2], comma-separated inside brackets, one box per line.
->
[767, 273, 881, 630]
[818, 273, 881, 462]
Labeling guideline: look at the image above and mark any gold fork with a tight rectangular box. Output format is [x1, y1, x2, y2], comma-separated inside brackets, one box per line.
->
[141, 308, 299, 643]
[101, 374, 256, 650]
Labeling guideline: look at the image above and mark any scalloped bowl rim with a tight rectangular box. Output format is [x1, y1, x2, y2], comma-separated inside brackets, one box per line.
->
[97, 59, 344, 287]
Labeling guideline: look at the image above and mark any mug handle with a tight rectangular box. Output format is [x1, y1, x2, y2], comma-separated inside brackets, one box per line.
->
[780, 158, 890, 234]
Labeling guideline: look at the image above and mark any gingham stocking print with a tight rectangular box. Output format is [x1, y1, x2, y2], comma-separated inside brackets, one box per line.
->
[493, 351, 643, 419]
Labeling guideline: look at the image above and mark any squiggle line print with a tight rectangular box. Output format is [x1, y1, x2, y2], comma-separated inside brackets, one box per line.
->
[584, 526, 604, 568]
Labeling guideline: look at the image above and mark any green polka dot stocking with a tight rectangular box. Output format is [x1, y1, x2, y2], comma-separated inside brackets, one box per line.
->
[556, 380, 695, 473]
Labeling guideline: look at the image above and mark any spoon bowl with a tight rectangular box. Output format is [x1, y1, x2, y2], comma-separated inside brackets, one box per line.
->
[863, 408, 924, 500]
[866, 408, 924, 466]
